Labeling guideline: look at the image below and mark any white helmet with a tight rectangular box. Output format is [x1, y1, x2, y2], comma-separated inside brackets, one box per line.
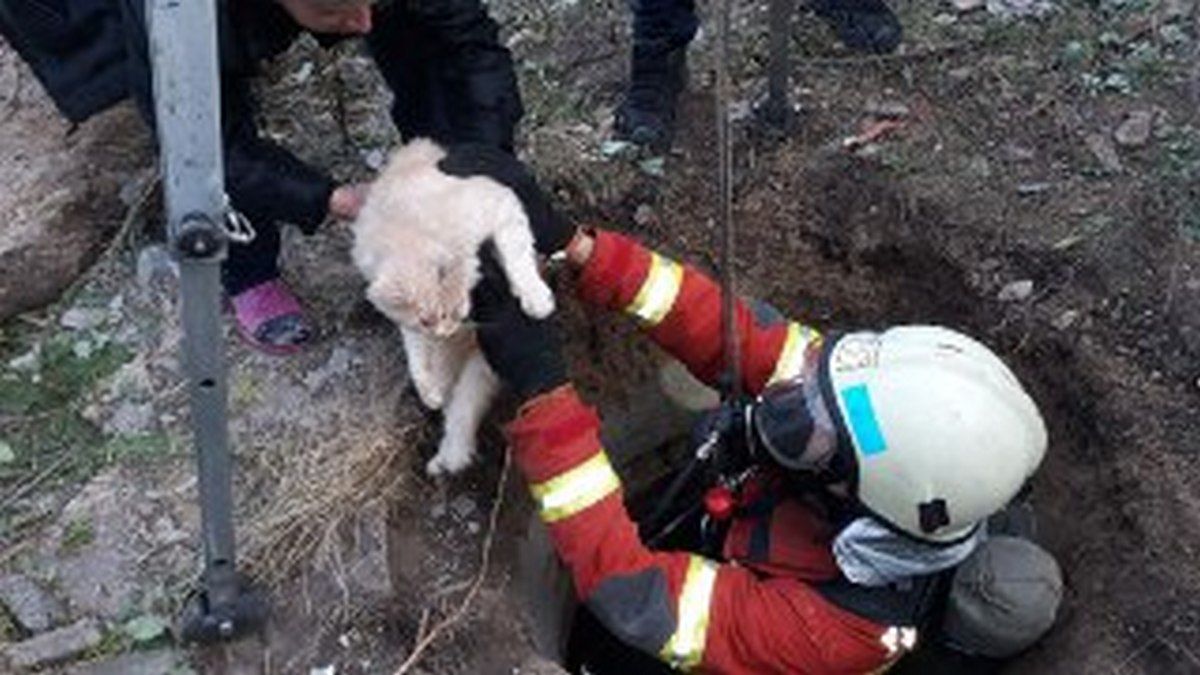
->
[822, 326, 1047, 543]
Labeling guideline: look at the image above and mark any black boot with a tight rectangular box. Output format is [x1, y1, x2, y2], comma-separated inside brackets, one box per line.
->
[614, 46, 688, 151]
[810, 0, 903, 55]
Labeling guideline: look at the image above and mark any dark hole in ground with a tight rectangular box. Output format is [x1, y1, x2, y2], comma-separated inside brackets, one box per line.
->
[506, 143, 1197, 673]
[553, 189, 1113, 673]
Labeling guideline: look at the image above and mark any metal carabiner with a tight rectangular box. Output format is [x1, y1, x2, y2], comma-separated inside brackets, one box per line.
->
[222, 194, 256, 245]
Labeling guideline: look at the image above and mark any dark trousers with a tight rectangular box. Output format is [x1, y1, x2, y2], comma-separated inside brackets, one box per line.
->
[114, 0, 316, 297]
[630, 0, 700, 55]
[222, 217, 284, 295]
[366, 2, 521, 154]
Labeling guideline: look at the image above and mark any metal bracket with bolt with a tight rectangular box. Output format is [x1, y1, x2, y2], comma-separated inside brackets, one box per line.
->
[148, 0, 268, 643]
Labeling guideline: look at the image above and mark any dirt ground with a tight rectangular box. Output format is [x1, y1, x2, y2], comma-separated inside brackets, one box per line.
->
[3, 0, 1200, 673]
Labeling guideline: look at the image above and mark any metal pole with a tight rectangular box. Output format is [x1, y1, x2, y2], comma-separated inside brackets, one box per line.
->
[148, 0, 265, 642]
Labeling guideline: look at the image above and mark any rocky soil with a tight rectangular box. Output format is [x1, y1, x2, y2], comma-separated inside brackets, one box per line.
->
[0, 45, 153, 322]
[3, 0, 1200, 673]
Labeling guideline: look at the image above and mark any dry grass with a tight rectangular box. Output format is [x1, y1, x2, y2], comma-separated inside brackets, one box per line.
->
[238, 399, 425, 590]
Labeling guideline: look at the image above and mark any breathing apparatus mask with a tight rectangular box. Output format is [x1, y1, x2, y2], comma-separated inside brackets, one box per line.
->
[745, 346, 853, 487]
[644, 352, 846, 548]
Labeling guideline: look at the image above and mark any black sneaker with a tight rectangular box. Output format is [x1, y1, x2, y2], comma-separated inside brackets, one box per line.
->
[614, 46, 688, 151]
[810, 0, 903, 54]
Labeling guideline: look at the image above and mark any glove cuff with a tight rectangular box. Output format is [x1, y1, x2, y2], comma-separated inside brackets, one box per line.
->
[511, 358, 569, 402]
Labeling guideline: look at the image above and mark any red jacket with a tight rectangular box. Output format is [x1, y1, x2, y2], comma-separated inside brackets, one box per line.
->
[506, 231, 916, 674]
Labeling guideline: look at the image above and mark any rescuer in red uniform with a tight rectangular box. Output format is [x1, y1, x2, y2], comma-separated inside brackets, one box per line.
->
[439, 147, 1063, 674]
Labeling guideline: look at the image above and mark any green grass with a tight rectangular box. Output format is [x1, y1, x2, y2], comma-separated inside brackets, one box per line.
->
[231, 373, 263, 409]
[60, 517, 95, 554]
[0, 311, 137, 542]
[1156, 126, 1200, 239]
[0, 605, 18, 641]
[0, 334, 131, 417]
[80, 628, 130, 662]
[0, 410, 105, 484]
[100, 433, 176, 463]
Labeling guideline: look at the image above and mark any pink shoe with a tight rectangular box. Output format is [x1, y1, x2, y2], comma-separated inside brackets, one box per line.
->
[229, 279, 312, 355]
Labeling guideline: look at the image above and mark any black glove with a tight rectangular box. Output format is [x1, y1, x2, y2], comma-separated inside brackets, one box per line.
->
[438, 144, 575, 255]
[471, 242, 568, 400]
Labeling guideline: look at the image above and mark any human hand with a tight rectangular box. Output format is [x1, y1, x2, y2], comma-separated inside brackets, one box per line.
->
[276, 0, 372, 35]
[565, 230, 595, 267]
[437, 144, 578, 256]
[329, 183, 369, 221]
[471, 242, 568, 400]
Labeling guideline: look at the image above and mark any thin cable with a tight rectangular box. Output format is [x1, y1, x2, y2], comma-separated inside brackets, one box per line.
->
[646, 0, 741, 547]
[716, 0, 740, 403]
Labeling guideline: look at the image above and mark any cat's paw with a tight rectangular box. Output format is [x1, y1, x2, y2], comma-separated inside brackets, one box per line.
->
[518, 282, 556, 319]
[425, 438, 475, 476]
[410, 366, 449, 410]
[413, 382, 446, 411]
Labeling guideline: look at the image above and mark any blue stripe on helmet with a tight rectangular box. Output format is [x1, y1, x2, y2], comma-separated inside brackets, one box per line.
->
[840, 384, 887, 456]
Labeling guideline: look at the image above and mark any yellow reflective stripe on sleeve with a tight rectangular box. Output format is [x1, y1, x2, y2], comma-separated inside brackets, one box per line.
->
[660, 555, 719, 670]
[767, 322, 820, 386]
[625, 253, 685, 326]
[528, 452, 620, 523]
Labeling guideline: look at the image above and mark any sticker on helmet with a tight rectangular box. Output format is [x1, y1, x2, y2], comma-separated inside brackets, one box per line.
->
[832, 335, 881, 373]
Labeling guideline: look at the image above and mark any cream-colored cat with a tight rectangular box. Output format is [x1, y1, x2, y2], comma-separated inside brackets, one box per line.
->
[352, 138, 555, 475]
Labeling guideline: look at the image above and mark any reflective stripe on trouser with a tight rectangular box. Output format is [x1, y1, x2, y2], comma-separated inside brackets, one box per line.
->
[528, 452, 621, 523]
[767, 322, 821, 386]
[868, 626, 919, 674]
[626, 252, 684, 326]
[660, 555, 719, 670]
[879, 626, 917, 655]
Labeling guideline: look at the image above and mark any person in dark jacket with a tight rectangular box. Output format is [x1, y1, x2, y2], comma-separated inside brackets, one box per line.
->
[616, 0, 903, 150]
[0, 0, 522, 353]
